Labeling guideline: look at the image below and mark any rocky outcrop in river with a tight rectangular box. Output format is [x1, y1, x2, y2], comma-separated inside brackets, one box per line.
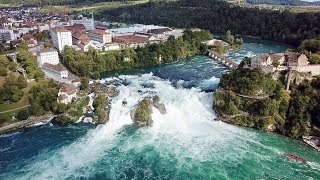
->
[131, 95, 166, 126]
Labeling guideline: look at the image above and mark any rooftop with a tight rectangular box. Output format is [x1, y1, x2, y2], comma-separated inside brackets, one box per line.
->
[58, 94, 68, 101]
[37, 48, 57, 54]
[146, 27, 172, 34]
[64, 24, 85, 32]
[112, 35, 151, 44]
[60, 84, 77, 95]
[42, 63, 66, 72]
[285, 51, 303, 62]
[51, 27, 70, 33]
[89, 29, 109, 35]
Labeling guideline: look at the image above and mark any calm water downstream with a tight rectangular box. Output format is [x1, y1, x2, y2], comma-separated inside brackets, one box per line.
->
[1, 39, 319, 179]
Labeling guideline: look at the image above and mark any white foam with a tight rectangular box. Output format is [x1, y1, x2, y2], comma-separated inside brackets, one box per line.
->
[13, 73, 257, 179]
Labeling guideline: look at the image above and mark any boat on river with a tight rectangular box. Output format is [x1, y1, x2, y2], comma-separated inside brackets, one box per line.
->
[285, 154, 307, 163]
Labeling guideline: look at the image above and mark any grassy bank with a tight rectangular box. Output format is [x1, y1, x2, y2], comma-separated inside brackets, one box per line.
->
[38, 0, 148, 13]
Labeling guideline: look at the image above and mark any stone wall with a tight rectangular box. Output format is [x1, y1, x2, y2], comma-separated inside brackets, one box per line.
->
[261, 65, 320, 76]
[293, 65, 320, 76]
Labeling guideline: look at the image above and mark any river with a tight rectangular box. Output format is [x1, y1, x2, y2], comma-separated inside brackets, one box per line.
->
[0, 39, 319, 179]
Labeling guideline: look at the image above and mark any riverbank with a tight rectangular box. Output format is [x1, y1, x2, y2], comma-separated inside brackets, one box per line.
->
[214, 67, 320, 152]
[1, 60, 320, 179]
[0, 114, 56, 135]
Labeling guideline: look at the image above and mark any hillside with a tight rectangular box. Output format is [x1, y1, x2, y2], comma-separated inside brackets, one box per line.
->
[246, 0, 320, 6]
[0, 0, 138, 6]
[96, 0, 320, 46]
[215, 68, 320, 139]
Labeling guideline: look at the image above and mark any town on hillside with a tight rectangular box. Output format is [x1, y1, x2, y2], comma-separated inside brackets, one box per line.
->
[0, 6, 186, 107]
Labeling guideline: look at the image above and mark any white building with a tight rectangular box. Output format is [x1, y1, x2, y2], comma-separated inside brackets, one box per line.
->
[38, 24, 50, 32]
[88, 29, 112, 44]
[70, 18, 94, 31]
[37, 48, 60, 66]
[103, 43, 121, 51]
[50, 27, 72, 51]
[41, 63, 68, 82]
[76, 41, 97, 52]
[57, 84, 78, 104]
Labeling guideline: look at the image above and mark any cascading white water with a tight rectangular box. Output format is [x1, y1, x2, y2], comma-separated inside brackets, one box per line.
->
[5, 72, 319, 180]
[11, 73, 257, 179]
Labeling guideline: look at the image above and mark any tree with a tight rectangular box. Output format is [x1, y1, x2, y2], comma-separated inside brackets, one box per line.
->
[55, 115, 73, 124]
[18, 41, 28, 51]
[16, 109, 29, 120]
[9, 85, 23, 102]
[43, 42, 53, 48]
[239, 57, 251, 67]
[16, 75, 27, 89]
[0, 67, 8, 76]
[80, 77, 89, 91]
[52, 102, 68, 114]
[93, 94, 107, 109]
[310, 53, 320, 64]
[214, 41, 225, 54]
[94, 107, 107, 123]
[8, 62, 17, 71]
[28, 80, 59, 115]
[226, 30, 234, 45]
[286, 95, 312, 138]
[0, 56, 10, 68]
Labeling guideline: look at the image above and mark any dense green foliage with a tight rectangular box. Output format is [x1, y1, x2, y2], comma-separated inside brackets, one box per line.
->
[28, 80, 63, 115]
[219, 68, 279, 96]
[80, 77, 89, 91]
[134, 98, 153, 126]
[55, 115, 73, 124]
[69, 96, 89, 118]
[285, 80, 320, 138]
[97, 0, 320, 45]
[215, 67, 320, 139]
[0, 0, 137, 6]
[93, 94, 108, 123]
[247, 0, 320, 6]
[0, 56, 17, 75]
[33, 31, 49, 42]
[0, 74, 27, 103]
[298, 38, 320, 64]
[17, 49, 45, 80]
[224, 30, 243, 50]
[61, 30, 211, 78]
[16, 109, 29, 120]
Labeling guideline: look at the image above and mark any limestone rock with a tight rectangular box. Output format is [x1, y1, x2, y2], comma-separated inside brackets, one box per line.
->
[131, 98, 153, 126]
[105, 87, 119, 97]
[152, 95, 166, 114]
[154, 102, 166, 114]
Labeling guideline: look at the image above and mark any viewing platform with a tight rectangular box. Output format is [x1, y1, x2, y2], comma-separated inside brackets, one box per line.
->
[208, 50, 239, 70]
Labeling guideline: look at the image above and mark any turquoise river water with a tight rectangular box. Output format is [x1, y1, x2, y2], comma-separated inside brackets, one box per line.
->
[0, 39, 319, 179]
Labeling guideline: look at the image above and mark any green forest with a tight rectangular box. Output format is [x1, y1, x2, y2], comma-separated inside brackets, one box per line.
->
[60, 29, 211, 78]
[298, 38, 320, 64]
[97, 0, 320, 46]
[0, 0, 138, 6]
[215, 68, 320, 139]
[247, 0, 320, 6]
